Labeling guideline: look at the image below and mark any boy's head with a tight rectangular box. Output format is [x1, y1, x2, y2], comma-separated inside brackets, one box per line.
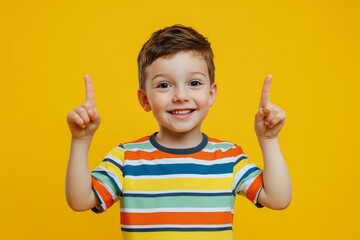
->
[137, 25, 215, 90]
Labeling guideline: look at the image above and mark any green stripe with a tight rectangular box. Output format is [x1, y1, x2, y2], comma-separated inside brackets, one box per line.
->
[124, 141, 154, 150]
[91, 172, 118, 194]
[205, 142, 234, 150]
[121, 195, 235, 209]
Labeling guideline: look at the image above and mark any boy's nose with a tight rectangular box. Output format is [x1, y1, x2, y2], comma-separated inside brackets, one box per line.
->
[172, 87, 190, 103]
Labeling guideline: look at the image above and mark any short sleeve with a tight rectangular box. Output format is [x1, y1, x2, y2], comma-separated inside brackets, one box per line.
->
[232, 145, 264, 207]
[91, 145, 125, 213]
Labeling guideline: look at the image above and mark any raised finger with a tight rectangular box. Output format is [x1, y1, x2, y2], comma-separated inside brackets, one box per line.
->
[260, 74, 272, 107]
[84, 74, 95, 105]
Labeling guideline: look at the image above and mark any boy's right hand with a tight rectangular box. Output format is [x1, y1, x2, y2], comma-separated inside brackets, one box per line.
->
[67, 75, 101, 140]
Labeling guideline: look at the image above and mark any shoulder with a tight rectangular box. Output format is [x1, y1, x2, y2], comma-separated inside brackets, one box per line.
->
[118, 135, 152, 150]
[205, 136, 246, 156]
[105, 135, 152, 159]
[206, 136, 242, 150]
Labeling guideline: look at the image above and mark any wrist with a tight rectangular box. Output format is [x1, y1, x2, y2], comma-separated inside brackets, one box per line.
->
[257, 135, 279, 148]
[71, 136, 93, 147]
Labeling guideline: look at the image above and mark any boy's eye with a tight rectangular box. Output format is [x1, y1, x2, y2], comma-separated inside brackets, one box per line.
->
[189, 80, 202, 87]
[157, 82, 170, 88]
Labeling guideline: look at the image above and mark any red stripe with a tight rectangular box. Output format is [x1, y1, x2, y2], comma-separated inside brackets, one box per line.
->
[246, 172, 264, 203]
[121, 136, 150, 145]
[92, 177, 114, 209]
[124, 147, 243, 161]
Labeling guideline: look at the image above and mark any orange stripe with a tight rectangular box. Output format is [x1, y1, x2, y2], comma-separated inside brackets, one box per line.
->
[92, 177, 114, 209]
[122, 136, 150, 145]
[245, 172, 264, 203]
[124, 147, 243, 161]
[121, 211, 233, 225]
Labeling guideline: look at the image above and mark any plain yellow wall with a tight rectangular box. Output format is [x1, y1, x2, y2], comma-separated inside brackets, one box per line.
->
[1, 0, 359, 239]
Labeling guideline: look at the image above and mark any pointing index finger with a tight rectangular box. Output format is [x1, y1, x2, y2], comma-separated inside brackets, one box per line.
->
[260, 74, 272, 107]
[84, 74, 95, 105]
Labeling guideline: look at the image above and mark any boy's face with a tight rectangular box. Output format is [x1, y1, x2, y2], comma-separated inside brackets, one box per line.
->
[138, 51, 217, 136]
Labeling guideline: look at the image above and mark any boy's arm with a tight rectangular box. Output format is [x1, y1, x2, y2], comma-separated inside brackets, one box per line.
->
[254, 75, 292, 210]
[65, 75, 101, 211]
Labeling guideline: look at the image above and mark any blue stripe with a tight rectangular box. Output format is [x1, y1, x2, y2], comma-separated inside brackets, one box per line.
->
[123, 192, 232, 198]
[239, 167, 260, 183]
[122, 227, 232, 232]
[233, 167, 261, 194]
[234, 155, 247, 165]
[124, 162, 234, 176]
[103, 158, 123, 172]
[91, 186, 104, 213]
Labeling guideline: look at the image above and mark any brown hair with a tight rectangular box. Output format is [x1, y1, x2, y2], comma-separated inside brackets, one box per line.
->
[137, 25, 215, 90]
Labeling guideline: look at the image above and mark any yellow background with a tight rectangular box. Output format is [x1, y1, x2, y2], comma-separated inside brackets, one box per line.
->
[1, 0, 359, 239]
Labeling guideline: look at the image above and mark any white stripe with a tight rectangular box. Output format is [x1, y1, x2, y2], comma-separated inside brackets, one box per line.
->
[123, 189, 232, 195]
[124, 146, 240, 154]
[202, 147, 236, 153]
[124, 140, 150, 146]
[121, 224, 233, 229]
[237, 177, 256, 195]
[124, 173, 233, 179]
[232, 163, 256, 191]
[202, 145, 237, 153]
[124, 147, 156, 153]
[253, 186, 263, 204]
[104, 154, 123, 167]
[124, 157, 235, 166]
[93, 166, 123, 194]
[235, 153, 248, 160]
[121, 207, 233, 213]
[100, 180, 117, 198]
[93, 191, 107, 211]
[124, 140, 237, 153]
[93, 178, 117, 201]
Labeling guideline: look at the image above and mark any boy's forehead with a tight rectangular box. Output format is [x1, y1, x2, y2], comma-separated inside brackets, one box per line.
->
[145, 51, 208, 76]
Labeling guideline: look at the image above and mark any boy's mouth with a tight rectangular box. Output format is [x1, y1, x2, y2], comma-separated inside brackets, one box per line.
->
[168, 109, 195, 115]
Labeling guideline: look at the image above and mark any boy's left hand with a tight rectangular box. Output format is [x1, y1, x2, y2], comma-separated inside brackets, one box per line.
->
[255, 75, 286, 139]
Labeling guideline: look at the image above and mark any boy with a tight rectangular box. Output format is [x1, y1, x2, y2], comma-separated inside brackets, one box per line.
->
[66, 25, 292, 240]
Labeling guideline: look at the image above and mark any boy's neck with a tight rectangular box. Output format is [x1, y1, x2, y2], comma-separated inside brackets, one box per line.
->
[155, 128, 203, 149]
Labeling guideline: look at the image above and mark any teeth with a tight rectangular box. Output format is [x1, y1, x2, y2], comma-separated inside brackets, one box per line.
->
[172, 110, 191, 115]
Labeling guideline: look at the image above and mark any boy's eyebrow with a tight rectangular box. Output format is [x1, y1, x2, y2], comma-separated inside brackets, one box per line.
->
[151, 73, 170, 81]
[189, 71, 207, 78]
[151, 72, 207, 81]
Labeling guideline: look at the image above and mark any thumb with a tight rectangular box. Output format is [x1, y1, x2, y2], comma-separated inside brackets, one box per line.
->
[255, 107, 266, 123]
[255, 106, 270, 123]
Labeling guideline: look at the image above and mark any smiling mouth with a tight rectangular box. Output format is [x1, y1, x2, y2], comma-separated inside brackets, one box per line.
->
[168, 109, 195, 115]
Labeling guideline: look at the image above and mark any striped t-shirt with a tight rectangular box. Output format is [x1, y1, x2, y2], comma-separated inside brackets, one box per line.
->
[91, 133, 263, 240]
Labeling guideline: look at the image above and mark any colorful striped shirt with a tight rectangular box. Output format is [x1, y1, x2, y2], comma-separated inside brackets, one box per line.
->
[91, 133, 263, 240]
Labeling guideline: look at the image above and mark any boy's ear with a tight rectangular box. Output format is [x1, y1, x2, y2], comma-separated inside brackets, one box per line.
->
[137, 89, 151, 112]
[209, 83, 218, 107]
